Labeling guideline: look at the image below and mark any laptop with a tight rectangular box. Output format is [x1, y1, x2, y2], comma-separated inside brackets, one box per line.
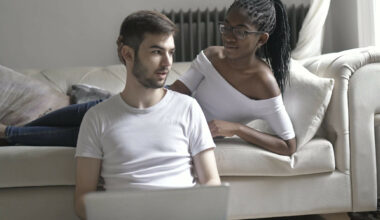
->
[84, 183, 230, 220]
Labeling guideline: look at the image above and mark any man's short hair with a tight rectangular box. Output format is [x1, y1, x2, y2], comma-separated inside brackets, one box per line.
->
[119, 10, 177, 53]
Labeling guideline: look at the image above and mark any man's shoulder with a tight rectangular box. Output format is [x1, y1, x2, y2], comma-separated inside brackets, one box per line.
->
[168, 90, 196, 105]
[167, 90, 202, 114]
[86, 95, 120, 115]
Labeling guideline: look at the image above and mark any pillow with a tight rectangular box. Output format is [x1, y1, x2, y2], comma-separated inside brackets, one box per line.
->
[0, 65, 70, 126]
[68, 84, 112, 104]
[248, 59, 334, 148]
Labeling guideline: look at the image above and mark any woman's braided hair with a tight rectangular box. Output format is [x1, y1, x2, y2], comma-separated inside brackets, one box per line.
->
[227, 0, 291, 93]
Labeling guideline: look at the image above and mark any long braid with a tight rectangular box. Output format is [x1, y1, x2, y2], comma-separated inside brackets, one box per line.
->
[266, 0, 290, 93]
[228, 0, 291, 93]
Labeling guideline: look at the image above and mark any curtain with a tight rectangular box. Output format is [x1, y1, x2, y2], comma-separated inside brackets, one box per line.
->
[291, 0, 331, 60]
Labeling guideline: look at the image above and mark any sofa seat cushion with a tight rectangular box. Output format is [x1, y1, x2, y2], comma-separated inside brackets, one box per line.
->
[0, 146, 76, 188]
[215, 138, 335, 176]
[0, 138, 334, 188]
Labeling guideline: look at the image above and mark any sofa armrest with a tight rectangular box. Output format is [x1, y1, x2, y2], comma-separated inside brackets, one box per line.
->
[349, 61, 380, 211]
[300, 47, 380, 212]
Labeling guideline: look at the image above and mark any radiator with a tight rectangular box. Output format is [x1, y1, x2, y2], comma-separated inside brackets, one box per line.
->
[163, 4, 309, 62]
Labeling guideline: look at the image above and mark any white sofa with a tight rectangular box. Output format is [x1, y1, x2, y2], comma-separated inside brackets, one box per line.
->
[0, 47, 379, 220]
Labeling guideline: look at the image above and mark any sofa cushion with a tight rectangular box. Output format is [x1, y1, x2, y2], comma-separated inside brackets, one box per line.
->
[68, 84, 112, 104]
[248, 59, 334, 148]
[0, 65, 70, 126]
[283, 59, 334, 147]
[215, 138, 335, 176]
[25, 65, 127, 95]
[0, 138, 334, 188]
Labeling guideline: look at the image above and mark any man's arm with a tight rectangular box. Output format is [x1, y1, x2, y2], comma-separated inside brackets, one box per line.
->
[74, 157, 102, 220]
[193, 148, 221, 185]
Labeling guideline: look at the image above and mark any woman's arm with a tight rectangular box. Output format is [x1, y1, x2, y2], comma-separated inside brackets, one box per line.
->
[208, 120, 296, 156]
[168, 80, 191, 95]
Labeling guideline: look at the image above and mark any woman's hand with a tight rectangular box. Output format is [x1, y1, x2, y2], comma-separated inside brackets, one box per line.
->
[208, 120, 240, 137]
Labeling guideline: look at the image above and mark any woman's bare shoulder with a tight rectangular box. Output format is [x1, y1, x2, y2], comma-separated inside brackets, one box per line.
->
[246, 62, 281, 99]
[253, 67, 281, 99]
[203, 46, 224, 60]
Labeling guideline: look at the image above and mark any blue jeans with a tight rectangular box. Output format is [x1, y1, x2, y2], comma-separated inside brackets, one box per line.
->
[5, 100, 102, 147]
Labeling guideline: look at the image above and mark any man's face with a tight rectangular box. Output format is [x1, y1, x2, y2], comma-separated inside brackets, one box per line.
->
[132, 33, 175, 89]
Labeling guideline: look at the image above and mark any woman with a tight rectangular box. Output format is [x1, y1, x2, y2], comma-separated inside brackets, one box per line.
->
[1, 0, 296, 155]
[170, 0, 296, 155]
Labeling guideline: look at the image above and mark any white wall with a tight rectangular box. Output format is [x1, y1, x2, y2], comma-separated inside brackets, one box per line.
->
[3, 0, 353, 69]
[0, 0, 233, 69]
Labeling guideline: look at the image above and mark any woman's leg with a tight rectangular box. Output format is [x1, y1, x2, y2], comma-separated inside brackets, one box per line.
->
[5, 125, 79, 147]
[1, 99, 103, 146]
[25, 100, 102, 127]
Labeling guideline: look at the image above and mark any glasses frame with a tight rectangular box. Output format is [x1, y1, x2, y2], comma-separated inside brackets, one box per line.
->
[218, 23, 266, 40]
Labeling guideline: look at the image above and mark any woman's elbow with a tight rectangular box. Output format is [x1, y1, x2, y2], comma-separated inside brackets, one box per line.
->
[285, 137, 297, 156]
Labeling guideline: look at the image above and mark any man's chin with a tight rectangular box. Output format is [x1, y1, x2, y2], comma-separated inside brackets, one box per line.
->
[141, 81, 166, 89]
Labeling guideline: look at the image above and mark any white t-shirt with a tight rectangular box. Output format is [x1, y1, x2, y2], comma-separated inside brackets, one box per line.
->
[75, 90, 215, 191]
[179, 51, 295, 140]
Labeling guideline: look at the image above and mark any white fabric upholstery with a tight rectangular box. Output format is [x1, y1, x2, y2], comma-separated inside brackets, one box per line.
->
[349, 62, 380, 211]
[0, 65, 70, 125]
[1, 47, 379, 219]
[282, 59, 333, 147]
[0, 147, 76, 188]
[26, 65, 127, 95]
[215, 138, 334, 176]
[0, 187, 80, 220]
[302, 46, 380, 211]
[376, 123, 380, 198]
[223, 172, 351, 219]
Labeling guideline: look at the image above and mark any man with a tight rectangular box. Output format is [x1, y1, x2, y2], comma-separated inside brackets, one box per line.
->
[74, 10, 220, 219]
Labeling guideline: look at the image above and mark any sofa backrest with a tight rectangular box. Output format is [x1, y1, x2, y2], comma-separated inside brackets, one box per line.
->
[18, 65, 126, 95]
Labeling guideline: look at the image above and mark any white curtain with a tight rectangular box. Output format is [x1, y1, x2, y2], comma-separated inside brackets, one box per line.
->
[291, 0, 331, 60]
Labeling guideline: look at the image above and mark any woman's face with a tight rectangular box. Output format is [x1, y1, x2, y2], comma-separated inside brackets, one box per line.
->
[221, 7, 262, 60]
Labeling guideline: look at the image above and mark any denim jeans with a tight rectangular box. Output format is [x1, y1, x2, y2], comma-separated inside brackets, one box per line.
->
[5, 100, 102, 147]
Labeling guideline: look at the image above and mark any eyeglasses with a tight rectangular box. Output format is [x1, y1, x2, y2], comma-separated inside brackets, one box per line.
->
[218, 23, 266, 40]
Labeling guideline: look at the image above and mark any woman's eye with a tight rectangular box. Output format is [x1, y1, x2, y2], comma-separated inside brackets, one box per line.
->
[235, 29, 245, 35]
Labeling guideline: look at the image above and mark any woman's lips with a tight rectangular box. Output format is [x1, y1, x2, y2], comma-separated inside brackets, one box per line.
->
[224, 45, 238, 50]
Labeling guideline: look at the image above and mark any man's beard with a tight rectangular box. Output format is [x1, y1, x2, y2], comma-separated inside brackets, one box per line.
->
[132, 57, 168, 89]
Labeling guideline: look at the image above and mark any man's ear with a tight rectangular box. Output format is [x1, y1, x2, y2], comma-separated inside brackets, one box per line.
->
[121, 45, 135, 64]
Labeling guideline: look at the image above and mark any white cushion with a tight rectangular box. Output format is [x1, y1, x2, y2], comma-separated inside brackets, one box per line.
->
[285, 59, 334, 147]
[0, 65, 70, 125]
[215, 137, 335, 176]
[41, 65, 126, 94]
[249, 59, 334, 148]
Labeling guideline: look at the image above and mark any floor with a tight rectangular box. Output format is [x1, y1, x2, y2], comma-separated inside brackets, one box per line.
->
[254, 213, 350, 220]
[320, 213, 350, 220]
[253, 212, 380, 220]
[254, 199, 380, 220]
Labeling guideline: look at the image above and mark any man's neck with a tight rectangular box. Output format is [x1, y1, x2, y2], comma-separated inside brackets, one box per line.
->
[120, 80, 166, 109]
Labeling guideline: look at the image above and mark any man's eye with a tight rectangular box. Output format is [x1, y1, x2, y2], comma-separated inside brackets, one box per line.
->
[152, 50, 161, 54]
